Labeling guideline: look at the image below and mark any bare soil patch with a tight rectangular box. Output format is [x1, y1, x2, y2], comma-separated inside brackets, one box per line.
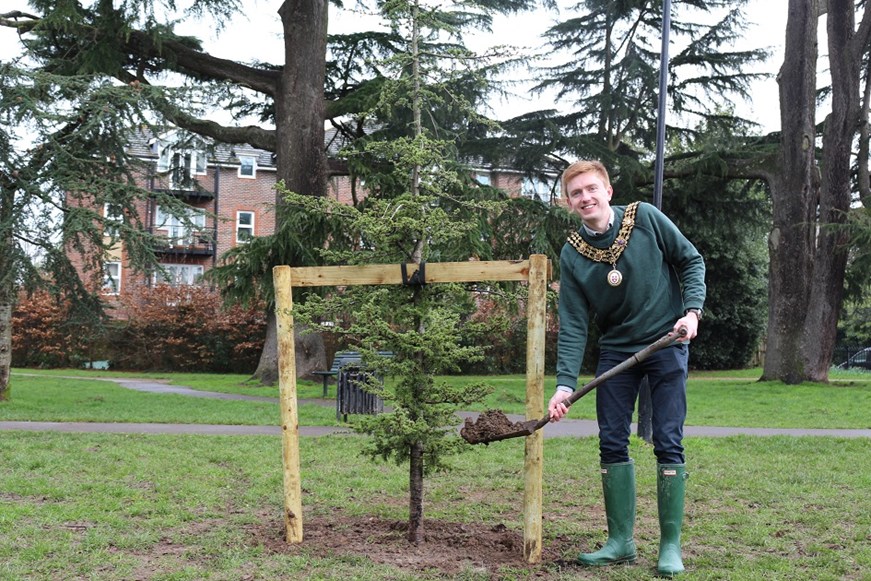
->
[246, 513, 584, 579]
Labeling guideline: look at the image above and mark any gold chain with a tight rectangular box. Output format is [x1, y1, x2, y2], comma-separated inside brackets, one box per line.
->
[567, 202, 640, 263]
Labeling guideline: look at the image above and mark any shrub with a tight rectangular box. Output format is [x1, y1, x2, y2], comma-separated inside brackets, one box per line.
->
[12, 285, 266, 373]
[112, 284, 266, 373]
[11, 290, 105, 368]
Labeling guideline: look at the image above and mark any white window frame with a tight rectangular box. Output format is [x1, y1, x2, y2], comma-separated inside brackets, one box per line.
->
[521, 176, 556, 201]
[154, 263, 204, 287]
[155, 206, 207, 246]
[236, 211, 255, 243]
[157, 146, 207, 188]
[474, 172, 491, 186]
[102, 262, 121, 294]
[238, 155, 257, 179]
[103, 203, 123, 238]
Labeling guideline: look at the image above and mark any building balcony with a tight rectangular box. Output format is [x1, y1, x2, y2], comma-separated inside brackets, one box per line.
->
[152, 186, 216, 202]
[150, 228, 217, 256]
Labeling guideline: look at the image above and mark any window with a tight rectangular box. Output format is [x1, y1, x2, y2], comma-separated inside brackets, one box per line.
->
[155, 264, 204, 287]
[155, 206, 206, 246]
[103, 203, 123, 238]
[236, 211, 255, 243]
[102, 262, 121, 294]
[474, 172, 491, 186]
[157, 146, 207, 188]
[521, 177, 555, 201]
[238, 156, 257, 178]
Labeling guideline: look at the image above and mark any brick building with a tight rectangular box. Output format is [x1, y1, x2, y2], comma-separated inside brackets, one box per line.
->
[97, 130, 560, 297]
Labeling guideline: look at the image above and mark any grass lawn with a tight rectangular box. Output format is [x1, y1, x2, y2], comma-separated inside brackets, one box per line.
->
[1, 432, 869, 580]
[7, 367, 871, 429]
[2, 367, 870, 579]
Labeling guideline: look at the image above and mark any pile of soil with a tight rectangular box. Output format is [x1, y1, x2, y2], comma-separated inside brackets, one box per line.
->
[460, 409, 530, 444]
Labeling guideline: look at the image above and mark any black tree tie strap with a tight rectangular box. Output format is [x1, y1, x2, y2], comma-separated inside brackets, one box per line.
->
[401, 261, 426, 286]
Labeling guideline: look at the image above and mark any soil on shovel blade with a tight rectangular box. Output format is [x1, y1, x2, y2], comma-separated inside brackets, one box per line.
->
[460, 409, 529, 444]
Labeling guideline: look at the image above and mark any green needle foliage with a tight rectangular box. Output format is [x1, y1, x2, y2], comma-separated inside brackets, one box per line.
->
[0, 62, 210, 399]
[291, 0, 546, 543]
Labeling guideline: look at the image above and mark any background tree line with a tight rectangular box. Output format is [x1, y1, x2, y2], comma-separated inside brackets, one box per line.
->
[1, 0, 870, 402]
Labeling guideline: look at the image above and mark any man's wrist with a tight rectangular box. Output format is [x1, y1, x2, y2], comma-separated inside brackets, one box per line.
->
[684, 308, 703, 321]
[557, 385, 574, 394]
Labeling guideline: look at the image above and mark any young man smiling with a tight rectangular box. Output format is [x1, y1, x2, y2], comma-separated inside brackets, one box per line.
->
[548, 159, 706, 576]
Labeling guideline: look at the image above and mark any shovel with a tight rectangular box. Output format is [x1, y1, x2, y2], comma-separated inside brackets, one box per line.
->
[460, 328, 687, 445]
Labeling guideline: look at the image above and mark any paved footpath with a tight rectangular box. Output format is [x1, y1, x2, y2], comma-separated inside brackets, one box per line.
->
[5, 374, 871, 438]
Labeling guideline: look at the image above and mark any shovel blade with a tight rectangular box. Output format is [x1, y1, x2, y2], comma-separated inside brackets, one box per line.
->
[460, 412, 540, 445]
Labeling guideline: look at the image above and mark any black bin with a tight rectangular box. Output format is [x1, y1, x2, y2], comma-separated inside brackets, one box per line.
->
[336, 366, 384, 421]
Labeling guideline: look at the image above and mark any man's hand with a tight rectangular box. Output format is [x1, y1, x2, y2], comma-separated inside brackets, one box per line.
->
[673, 311, 700, 341]
[547, 389, 572, 422]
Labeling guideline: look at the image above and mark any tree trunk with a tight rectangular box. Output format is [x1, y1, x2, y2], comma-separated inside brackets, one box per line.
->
[408, 281, 425, 543]
[408, 441, 424, 544]
[764, 0, 870, 383]
[1, 181, 13, 401]
[762, 0, 819, 383]
[294, 324, 327, 379]
[0, 301, 11, 401]
[803, 0, 861, 381]
[251, 0, 329, 384]
[252, 313, 326, 386]
[275, 0, 329, 194]
[252, 310, 279, 385]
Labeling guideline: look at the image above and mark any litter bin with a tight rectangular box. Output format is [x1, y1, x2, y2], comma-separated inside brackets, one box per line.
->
[336, 366, 384, 422]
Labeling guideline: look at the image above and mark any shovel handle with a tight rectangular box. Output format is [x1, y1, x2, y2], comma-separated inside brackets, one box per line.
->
[486, 329, 687, 442]
[563, 328, 686, 409]
[534, 328, 688, 431]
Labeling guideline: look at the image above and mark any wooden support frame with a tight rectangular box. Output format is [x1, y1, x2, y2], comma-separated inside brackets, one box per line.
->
[273, 255, 551, 563]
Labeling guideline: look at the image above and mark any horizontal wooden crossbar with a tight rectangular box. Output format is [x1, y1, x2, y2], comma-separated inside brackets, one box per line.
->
[286, 259, 549, 287]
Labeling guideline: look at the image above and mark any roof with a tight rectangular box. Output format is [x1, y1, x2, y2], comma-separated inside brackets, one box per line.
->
[126, 129, 276, 169]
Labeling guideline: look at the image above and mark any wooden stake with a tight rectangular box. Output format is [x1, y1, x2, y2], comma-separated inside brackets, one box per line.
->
[523, 254, 548, 563]
[274, 265, 303, 543]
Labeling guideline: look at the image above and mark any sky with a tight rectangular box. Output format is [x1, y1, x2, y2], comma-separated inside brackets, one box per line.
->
[1, 0, 790, 132]
[172, 0, 790, 132]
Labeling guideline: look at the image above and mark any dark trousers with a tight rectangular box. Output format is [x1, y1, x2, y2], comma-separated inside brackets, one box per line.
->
[595, 344, 688, 465]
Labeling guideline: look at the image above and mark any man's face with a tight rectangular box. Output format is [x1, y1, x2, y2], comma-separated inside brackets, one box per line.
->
[565, 171, 613, 226]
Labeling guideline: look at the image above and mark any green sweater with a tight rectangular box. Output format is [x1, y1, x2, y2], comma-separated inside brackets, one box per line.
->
[556, 202, 706, 390]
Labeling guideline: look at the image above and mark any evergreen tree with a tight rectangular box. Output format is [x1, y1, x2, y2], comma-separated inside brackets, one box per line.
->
[662, 116, 770, 369]
[2, 0, 330, 384]
[478, 1, 768, 177]
[291, 0, 538, 543]
[0, 62, 190, 399]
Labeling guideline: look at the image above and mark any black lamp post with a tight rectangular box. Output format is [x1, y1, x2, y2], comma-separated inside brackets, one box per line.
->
[638, 0, 672, 443]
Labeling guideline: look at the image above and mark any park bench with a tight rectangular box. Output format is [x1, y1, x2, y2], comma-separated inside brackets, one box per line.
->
[312, 351, 364, 397]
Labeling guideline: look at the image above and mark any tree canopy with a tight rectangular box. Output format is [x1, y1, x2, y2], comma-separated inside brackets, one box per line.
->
[4, 0, 871, 392]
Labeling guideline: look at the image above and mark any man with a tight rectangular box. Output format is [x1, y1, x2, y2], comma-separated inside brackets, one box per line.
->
[547, 160, 705, 576]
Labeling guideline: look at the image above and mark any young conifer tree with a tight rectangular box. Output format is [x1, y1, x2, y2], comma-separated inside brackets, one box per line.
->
[290, 0, 538, 543]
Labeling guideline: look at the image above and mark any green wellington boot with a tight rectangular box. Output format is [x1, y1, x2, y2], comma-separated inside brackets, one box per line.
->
[578, 461, 637, 566]
[657, 463, 688, 577]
